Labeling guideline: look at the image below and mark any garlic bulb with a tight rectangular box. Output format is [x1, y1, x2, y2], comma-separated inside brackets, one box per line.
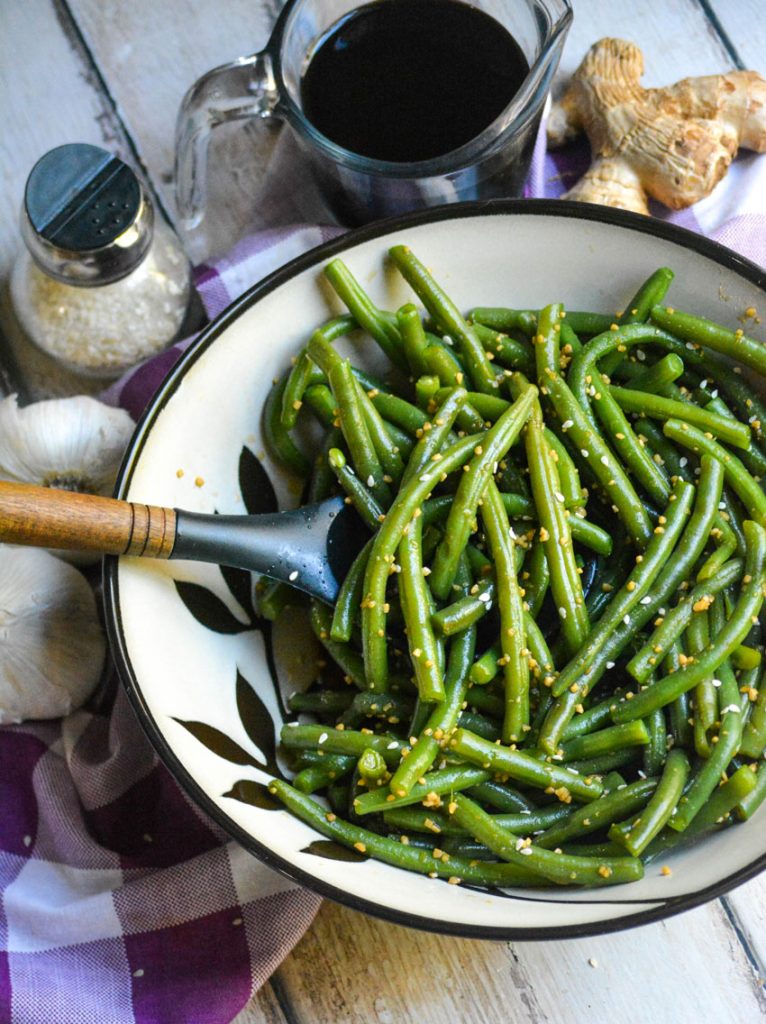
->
[0, 545, 106, 723]
[0, 394, 134, 564]
[0, 393, 134, 494]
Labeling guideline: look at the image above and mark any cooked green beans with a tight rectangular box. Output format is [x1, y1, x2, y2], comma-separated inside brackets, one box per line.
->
[245, 249, 766, 894]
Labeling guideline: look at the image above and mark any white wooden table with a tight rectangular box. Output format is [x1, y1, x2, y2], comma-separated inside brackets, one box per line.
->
[2, 2, 766, 1021]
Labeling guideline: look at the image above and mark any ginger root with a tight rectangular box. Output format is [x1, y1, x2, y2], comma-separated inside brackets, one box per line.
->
[548, 38, 766, 215]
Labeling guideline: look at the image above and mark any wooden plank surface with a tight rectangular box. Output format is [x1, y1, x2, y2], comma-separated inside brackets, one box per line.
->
[1, 2, 765, 1023]
[232, 897, 766, 1024]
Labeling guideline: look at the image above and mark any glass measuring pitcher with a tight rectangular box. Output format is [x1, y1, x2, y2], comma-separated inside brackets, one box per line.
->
[175, 0, 572, 228]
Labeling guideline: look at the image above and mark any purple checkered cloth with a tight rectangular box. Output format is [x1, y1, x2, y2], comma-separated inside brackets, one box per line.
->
[2, 121, 765, 1024]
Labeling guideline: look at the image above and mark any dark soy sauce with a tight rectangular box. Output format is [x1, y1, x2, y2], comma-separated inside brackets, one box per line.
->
[301, 0, 530, 163]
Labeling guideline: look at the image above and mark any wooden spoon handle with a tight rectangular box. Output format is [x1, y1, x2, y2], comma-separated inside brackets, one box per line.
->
[0, 480, 177, 558]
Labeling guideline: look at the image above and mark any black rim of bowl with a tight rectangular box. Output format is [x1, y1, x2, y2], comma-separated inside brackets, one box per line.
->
[104, 198, 766, 940]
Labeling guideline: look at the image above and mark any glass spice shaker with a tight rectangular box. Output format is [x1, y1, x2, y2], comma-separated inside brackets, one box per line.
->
[10, 143, 192, 382]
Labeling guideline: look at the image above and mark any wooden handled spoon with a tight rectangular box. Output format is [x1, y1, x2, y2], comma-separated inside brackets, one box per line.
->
[0, 481, 367, 604]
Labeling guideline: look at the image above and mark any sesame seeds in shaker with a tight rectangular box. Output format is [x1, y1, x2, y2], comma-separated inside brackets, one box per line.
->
[10, 143, 191, 381]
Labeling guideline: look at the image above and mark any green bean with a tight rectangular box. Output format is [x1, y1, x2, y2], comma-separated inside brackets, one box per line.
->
[330, 538, 373, 642]
[472, 322, 535, 375]
[429, 384, 538, 600]
[357, 385, 406, 484]
[731, 645, 762, 671]
[544, 427, 585, 507]
[354, 764, 490, 815]
[650, 304, 766, 378]
[293, 755, 356, 793]
[401, 388, 467, 485]
[549, 478, 694, 701]
[340, 691, 414, 729]
[288, 690, 355, 715]
[523, 536, 551, 617]
[390, 245, 498, 394]
[397, 303, 429, 375]
[669, 689, 749, 832]
[382, 807, 467, 836]
[735, 764, 766, 821]
[697, 532, 738, 582]
[480, 482, 530, 741]
[544, 371, 653, 547]
[633, 416, 691, 480]
[302, 383, 337, 429]
[533, 302, 563, 379]
[328, 359, 392, 505]
[559, 720, 650, 762]
[610, 385, 752, 450]
[368, 389, 428, 435]
[627, 353, 686, 395]
[612, 520, 766, 723]
[357, 747, 388, 784]
[561, 691, 626, 740]
[448, 794, 644, 886]
[361, 433, 483, 691]
[659, 417, 766, 528]
[309, 601, 368, 690]
[467, 780, 536, 813]
[566, 749, 644, 776]
[449, 728, 604, 802]
[327, 448, 383, 530]
[268, 778, 546, 886]
[415, 374, 442, 409]
[281, 315, 355, 424]
[643, 707, 668, 777]
[526, 403, 590, 655]
[687, 609, 717, 756]
[470, 307, 538, 336]
[280, 722, 406, 764]
[568, 322, 688, 433]
[610, 749, 689, 855]
[263, 374, 310, 476]
[536, 778, 658, 850]
[620, 267, 675, 324]
[432, 388, 508, 423]
[398, 514, 445, 703]
[581, 454, 724, 675]
[627, 560, 744, 684]
[591, 385, 671, 506]
[280, 350, 316, 429]
[740, 667, 766, 758]
[324, 258, 407, 370]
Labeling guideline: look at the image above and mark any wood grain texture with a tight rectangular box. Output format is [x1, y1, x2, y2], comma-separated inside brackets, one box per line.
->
[66, 0, 285, 260]
[0, 0, 135, 282]
[705, 0, 766, 74]
[0, 481, 176, 558]
[0, 3, 765, 1023]
[231, 980, 290, 1024]
[258, 899, 766, 1024]
[558, 0, 734, 86]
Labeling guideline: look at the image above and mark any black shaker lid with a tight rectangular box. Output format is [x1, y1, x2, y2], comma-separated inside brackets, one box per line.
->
[25, 143, 141, 252]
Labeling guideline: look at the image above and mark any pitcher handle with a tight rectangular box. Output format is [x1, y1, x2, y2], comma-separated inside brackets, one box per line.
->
[174, 51, 279, 229]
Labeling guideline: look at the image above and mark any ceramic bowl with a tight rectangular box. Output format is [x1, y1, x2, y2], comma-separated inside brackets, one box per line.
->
[106, 200, 766, 938]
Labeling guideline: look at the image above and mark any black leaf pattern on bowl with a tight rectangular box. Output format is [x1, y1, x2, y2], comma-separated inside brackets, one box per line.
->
[174, 580, 253, 634]
[301, 840, 370, 863]
[239, 444, 278, 516]
[173, 718, 263, 767]
[236, 669, 284, 779]
[223, 779, 281, 810]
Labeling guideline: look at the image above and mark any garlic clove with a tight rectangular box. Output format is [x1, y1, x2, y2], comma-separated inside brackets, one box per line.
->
[0, 544, 106, 723]
[0, 394, 134, 565]
[0, 393, 134, 495]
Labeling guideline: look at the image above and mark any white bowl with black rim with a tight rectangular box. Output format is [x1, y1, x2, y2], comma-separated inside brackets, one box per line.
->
[105, 199, 766, 938]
